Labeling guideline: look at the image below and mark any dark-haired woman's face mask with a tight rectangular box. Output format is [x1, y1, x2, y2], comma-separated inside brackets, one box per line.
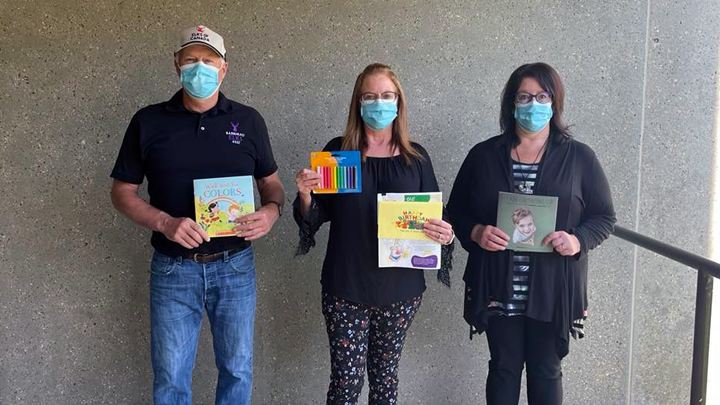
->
[514, 101, 553, 133]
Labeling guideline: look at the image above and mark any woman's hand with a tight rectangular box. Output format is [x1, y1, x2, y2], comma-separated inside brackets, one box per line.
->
[295, 168, 323, 196]
[542, 231, 581, 256]
[422, 218, 454, 245]
[295, 168, 322, 217]
[471, 224, 509, 251]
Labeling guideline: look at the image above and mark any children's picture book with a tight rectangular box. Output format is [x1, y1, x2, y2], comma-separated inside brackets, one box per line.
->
[496, 191, 558, 253]
[193, 176, 255, 238]
[311, 151, 361, 194]
[377, 192, 443, 269]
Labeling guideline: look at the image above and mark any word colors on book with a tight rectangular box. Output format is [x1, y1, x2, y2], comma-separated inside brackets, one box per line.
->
[193, 175, 255, 238]
[310, 151, 361, 194]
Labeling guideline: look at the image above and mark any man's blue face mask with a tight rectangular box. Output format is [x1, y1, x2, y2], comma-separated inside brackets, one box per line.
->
[179, 61, 221, 100]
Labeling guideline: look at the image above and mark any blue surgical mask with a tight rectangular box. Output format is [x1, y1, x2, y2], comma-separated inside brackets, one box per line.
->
[360, 101, 398, 131]
[514, 101, 553, 133]
[179, 61, 221, 99]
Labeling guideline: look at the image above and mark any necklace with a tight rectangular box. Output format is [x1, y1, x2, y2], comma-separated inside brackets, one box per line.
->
[513, 137, 548, 194]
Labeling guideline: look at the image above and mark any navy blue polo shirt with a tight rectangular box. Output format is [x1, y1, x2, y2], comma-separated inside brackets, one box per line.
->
[111, 90, 278, 257]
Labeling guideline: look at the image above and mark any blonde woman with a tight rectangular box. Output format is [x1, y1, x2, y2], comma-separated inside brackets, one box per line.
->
[293, 63, 454, 405]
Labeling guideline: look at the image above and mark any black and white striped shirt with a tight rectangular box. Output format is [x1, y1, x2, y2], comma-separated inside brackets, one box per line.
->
[489, 160, 538, 316]
[488, 159, 586, 337]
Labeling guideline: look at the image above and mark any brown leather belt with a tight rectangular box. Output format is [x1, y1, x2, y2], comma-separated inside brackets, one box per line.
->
[182, 247, 244, 264]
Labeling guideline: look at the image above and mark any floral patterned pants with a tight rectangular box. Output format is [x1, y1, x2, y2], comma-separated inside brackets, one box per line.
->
[321, 293, 422, 405]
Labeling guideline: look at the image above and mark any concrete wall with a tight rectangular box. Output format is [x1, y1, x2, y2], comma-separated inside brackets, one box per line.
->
[1, 0, 718, 404]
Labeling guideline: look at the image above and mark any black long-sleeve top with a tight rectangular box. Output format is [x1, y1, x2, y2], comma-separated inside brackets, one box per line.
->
[294, 137, 452, 306]
[447, 133, 616, 357]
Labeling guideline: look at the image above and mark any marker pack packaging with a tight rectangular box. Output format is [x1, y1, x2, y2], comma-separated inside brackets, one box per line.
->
[310, 151, 362, 194]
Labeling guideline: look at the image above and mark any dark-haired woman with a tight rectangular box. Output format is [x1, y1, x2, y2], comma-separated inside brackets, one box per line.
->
[293, 63, 454, 405]
[447, 63, 616, 405]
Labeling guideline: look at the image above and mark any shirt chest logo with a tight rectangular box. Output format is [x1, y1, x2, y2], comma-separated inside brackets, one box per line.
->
[226, 121, 245, 145]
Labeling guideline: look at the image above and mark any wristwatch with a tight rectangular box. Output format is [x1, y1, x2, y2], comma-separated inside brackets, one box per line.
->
[265, 201, 283, 217]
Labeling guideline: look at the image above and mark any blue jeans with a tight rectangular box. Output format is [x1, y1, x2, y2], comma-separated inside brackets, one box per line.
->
[150, 247, 256, 405]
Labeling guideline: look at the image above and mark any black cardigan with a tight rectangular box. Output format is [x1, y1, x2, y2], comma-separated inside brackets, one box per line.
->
[447, 133, 616, 357]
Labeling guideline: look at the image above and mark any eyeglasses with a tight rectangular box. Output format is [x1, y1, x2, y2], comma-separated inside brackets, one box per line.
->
[515, 92, 552, 104]
[360, 91, 399, 104]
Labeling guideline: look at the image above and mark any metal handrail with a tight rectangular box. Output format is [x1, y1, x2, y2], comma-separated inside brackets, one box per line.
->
[612, 225, 716, 404]
[613, 225, 720, 278]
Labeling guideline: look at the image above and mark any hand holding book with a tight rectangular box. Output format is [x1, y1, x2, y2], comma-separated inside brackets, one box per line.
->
[542, 231, 581, 256]
[232, 204, 280, 241]
[472, 224, 510, 251]
[422, 218, 454, 245]
[160, 215, 210, 249]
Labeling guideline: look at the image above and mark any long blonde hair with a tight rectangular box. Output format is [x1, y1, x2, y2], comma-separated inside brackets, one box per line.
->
[340, 63, 422, 165]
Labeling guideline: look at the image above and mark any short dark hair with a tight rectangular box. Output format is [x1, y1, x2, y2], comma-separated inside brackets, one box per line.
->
[499, 63, 571, 145]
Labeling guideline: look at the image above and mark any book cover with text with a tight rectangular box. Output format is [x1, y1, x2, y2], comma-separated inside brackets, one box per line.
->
[193, 176, 255, 238]
[377, 192, 443, 269]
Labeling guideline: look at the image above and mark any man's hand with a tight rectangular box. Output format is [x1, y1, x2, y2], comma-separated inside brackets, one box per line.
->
[111, 180, 209, 249]
[159, 216, 210, 249]
[232, 204, 280, 241]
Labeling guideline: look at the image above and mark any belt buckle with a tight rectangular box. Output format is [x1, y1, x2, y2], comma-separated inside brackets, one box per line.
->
[192, 253, 201, 263]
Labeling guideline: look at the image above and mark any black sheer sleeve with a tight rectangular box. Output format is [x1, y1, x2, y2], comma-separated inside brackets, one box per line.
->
[415, 143, 454, 287]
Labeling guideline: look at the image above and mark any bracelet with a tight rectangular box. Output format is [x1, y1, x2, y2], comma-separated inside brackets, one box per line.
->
[444, 230, 455, 245]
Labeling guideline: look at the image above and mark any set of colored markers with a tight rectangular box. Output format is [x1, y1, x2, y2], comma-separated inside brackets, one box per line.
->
[316, 166, 358, 190]
[310, 151, 362, 194]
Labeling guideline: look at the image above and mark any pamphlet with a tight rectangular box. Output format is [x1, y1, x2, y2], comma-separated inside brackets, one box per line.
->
[377, 192, 443, 269]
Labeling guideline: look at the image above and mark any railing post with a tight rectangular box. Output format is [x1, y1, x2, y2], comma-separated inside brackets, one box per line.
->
[690, 270, 713, 404]
[611, 226, 719, 402]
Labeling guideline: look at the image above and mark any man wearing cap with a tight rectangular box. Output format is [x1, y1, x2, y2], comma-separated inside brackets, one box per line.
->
[110, 25, 283, 405]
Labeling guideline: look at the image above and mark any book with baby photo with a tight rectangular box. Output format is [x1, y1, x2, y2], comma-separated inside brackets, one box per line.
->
[496, 191, 558, 253]
[193, 175, 255, 238]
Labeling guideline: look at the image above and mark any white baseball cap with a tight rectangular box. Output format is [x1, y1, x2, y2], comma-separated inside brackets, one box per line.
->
[175, 25, 226, 59]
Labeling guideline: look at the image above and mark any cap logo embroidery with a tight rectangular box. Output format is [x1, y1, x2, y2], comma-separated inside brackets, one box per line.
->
[190, 26, 210, 43]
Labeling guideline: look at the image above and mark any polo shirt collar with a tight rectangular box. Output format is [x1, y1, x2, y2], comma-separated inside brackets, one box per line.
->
[165, 89, 233, 115]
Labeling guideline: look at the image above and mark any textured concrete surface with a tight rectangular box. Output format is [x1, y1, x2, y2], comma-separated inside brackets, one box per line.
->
[630, 1, 720, 404]
[0, 0, 718, 404]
